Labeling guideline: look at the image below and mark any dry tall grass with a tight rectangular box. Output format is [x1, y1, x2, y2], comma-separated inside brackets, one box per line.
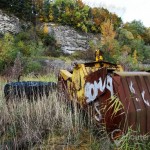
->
[1, 75, 149, 150]
[0, 76, 110, 150]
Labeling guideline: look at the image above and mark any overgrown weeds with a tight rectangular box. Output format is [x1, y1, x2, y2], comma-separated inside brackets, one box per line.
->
[111, 128, 150, 150]
[1, 76, 150, 149]
[0, 77, 106, 149]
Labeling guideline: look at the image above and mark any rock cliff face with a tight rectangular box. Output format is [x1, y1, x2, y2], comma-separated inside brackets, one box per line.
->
[0, 10, 20, 34]
[0, 10, 100, 54]
[44, 23, 100, 54]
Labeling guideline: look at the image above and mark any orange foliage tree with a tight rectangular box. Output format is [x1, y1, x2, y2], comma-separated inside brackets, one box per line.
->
[100, 19, 120, 59]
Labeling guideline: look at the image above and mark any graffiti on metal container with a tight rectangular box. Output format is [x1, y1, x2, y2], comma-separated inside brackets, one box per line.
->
[141, 91, 150, 106]
[94, 102, 102, 122]
[85, 75, 113, 103]
[129, 81, 136, 94]
[129, 81, 150, 107]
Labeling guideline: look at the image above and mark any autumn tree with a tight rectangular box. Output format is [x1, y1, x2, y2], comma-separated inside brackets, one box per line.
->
[61, 2, 75, 25]
[100, 19, 120, 62]
[132, 50, 138, 64]
[76, 0, 84, 8]
[43, 23, 49, 34]
[111, 13, 122, 29]
[101, 19, 116, 52]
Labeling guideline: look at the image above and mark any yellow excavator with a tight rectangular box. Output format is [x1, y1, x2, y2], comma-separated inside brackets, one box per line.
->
[58, 49, 150, 137]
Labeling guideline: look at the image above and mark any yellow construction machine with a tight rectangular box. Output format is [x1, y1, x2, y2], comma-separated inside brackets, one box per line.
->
[58, 49, 150, 137]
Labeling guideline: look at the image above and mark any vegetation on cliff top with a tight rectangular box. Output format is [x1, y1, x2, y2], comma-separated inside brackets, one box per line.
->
[0, 0, 150, 74]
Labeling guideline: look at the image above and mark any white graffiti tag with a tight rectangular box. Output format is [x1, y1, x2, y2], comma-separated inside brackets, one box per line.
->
[141, 91, 150, 107]
[129, 81, 150, 107]
[85, 75, 113, 103]
[94, 102, 102, 122]
[129, 81, 136, 94]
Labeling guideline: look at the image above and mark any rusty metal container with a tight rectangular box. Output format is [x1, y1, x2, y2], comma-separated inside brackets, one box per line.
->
[58, 61, 150, 135]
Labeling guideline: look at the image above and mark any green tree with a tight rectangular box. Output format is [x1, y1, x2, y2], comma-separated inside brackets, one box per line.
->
[143, 46, 150, 63]
[130, 39, 145, 62]
[124, 20, 146, 38]
[0, 0, 33, 21]
[143, 27, 150, 45]
[117, 28, 134, 46]
[0, 33, 18, 71]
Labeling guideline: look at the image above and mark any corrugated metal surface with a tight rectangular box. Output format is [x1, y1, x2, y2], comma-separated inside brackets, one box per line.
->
[113, 73, 150, 134]
[84, 70, 150, 134]
[84, 68, 125, 133]
[59, 64, 150, 135]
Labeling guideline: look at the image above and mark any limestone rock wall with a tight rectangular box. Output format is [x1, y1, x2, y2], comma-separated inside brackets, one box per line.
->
[0, 9, 100, 54]
[44, 23, 100, 54]
[0, 10, 20, 34]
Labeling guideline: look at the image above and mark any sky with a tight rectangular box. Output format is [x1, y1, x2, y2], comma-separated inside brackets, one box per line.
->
[82, 0, 150, 27]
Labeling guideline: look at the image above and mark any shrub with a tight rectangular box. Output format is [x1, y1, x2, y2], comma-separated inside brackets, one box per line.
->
[37, 29, 63, 57]
[0, 59, 5, 72]
[71, 49, 95, 61]
[24, 60, 42, 74]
